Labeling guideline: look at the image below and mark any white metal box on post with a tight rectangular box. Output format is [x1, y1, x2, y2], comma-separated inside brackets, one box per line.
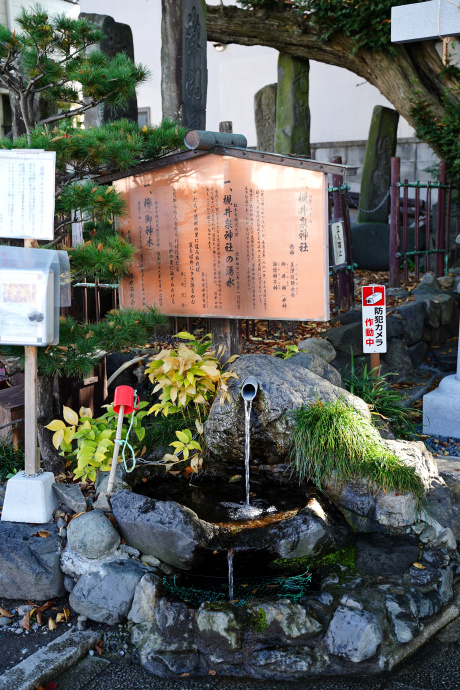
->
[0, 149, 71, 524]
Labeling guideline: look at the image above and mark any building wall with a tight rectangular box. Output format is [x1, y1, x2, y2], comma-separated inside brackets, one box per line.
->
[0, 0, 79, 28]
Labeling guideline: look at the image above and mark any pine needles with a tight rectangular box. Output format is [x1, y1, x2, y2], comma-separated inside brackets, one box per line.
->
[287, 399, 425, 503]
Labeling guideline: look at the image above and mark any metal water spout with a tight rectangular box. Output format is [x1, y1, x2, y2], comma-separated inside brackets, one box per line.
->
[241, 376, 259, 402]
[241, 377, 258, 506]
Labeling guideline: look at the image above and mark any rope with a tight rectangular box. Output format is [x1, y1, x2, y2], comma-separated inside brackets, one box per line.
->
[347, 187, 391, 214]
[115, 390, 139, 473]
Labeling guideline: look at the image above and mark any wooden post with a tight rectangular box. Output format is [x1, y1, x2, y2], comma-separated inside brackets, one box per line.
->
[24, 239, 40, 475]
[210, 121, 243, 364]
[107, 405, 124, 495]
[370, 352, 380, 374]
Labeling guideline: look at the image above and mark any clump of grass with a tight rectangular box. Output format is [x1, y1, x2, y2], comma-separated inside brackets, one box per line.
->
[0, 435, 24, 482]
[287, 399, 425, 505]
[342, 354, 417, 439]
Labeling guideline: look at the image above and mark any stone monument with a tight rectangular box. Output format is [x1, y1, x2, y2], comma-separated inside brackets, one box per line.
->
[275, 54, 310, 157]
[161, 0, 207, 129]
[80, 14, 138, 128]
[351, 105, 399, 270]
[254, 83, 277, 152]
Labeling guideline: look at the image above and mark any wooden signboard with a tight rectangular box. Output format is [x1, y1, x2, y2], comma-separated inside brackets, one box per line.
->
[115, 153, 330, 321]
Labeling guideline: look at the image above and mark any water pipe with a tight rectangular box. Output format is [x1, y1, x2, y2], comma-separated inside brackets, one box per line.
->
[241, 376, 259, 402]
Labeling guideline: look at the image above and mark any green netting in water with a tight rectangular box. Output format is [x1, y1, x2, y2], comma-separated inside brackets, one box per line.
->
[162, 571, 312, 608]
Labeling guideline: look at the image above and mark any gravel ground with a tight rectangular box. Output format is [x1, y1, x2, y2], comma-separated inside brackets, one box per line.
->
[46, 618, 460, 690]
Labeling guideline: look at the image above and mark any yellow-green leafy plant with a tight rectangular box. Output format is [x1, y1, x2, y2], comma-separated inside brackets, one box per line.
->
[145, 332, 238, 468]
[146, 332, 238, 417]
[273, 344, 299, 360]
[45, 402, 149, 483]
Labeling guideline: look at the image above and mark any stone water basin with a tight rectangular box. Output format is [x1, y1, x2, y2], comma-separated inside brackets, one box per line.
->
[111, 478, 351, 578]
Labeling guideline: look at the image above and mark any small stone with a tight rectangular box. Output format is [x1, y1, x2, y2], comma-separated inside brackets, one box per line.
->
[88, 649, 94, 656]
[15, 629, 23, 635]
[93, 492, 113, 512]
[17, 605, 34, 616]
[64, 575, 75, 593]
[0, 617, 12, 627]
[67, 510, 120, 559]
[53, 483, 87, 514]
[321, 574, 339, 589]
[324, 606, 383, 662]
[318, 592, 334, 606]
[140, 554, 161, 568]
[77, 615, 87, 631]
[339, 595, 363, 610]
[120, 544, 140, 558]
[119, 650, 125, 656]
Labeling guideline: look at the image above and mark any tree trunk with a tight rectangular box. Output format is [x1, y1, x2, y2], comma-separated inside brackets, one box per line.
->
[37, 374, 64, 476]
[205, 4, 452, 151]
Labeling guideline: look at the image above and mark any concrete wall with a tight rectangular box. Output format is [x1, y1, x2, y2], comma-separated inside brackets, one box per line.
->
[0, 0, 79, 28]
[312, 138, 439, 193]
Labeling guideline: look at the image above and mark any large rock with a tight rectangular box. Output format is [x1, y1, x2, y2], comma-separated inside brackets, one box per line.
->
[204, 354, 369, 465]
[247, 508, 348, 561]
[249, 602, 322, 641]
[0, 521, 64, 600]
[393, 300, 427, 346]
[324, 606, 383, 662]
[128, 573, 162, 624]
[326, 439, 460, 545]
[132, 621, 201, 677]
[383, 339, 413, 379]
[67, 510, 120, 559]
[297, 337, 337, 363]
[196, 606, 242, 655]
[323, 322, 363, 356]
[69, 559, 147, 624]
[288, 352, 341, 387]
[111, 490, 217, 570]
[60, 543, 129, 580]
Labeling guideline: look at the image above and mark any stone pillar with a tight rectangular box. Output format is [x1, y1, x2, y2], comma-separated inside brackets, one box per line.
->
[254, 83, 277, 152]
[161, 0, 207, 129]
[274, 54, 310, 157]
[357, 105, 399, 223]
[80, 14, 138, 128]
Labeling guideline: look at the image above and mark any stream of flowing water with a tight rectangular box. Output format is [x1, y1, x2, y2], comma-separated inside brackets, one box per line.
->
[228, 548, 234, 601]
[244, 398, 252, 505]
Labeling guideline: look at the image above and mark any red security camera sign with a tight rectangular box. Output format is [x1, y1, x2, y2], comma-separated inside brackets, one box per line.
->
[362, 285, 386, 353]
[362, 286, 385, 307]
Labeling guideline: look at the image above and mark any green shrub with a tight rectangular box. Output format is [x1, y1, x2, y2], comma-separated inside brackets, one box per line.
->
[0, 435, 24, 482]
[342, 357, 417, 439]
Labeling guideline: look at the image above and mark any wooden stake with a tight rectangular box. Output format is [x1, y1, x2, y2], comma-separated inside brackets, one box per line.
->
[24, 345, 39, 474]
[23, 238, 40, 475]
[107, 405, 124, 495]
[370, 352, 380, 375]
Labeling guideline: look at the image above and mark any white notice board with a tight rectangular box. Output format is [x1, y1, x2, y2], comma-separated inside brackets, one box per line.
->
[0, 149, 55, 240]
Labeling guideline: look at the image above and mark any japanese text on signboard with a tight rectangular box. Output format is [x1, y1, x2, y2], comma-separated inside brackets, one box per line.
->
[115, 154, 330, 321]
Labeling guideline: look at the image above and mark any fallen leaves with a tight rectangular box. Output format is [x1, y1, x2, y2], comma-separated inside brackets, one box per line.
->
[412, 562, 426, 570]
[0, 606, 13, 618]
[31, 530, 49, 538]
